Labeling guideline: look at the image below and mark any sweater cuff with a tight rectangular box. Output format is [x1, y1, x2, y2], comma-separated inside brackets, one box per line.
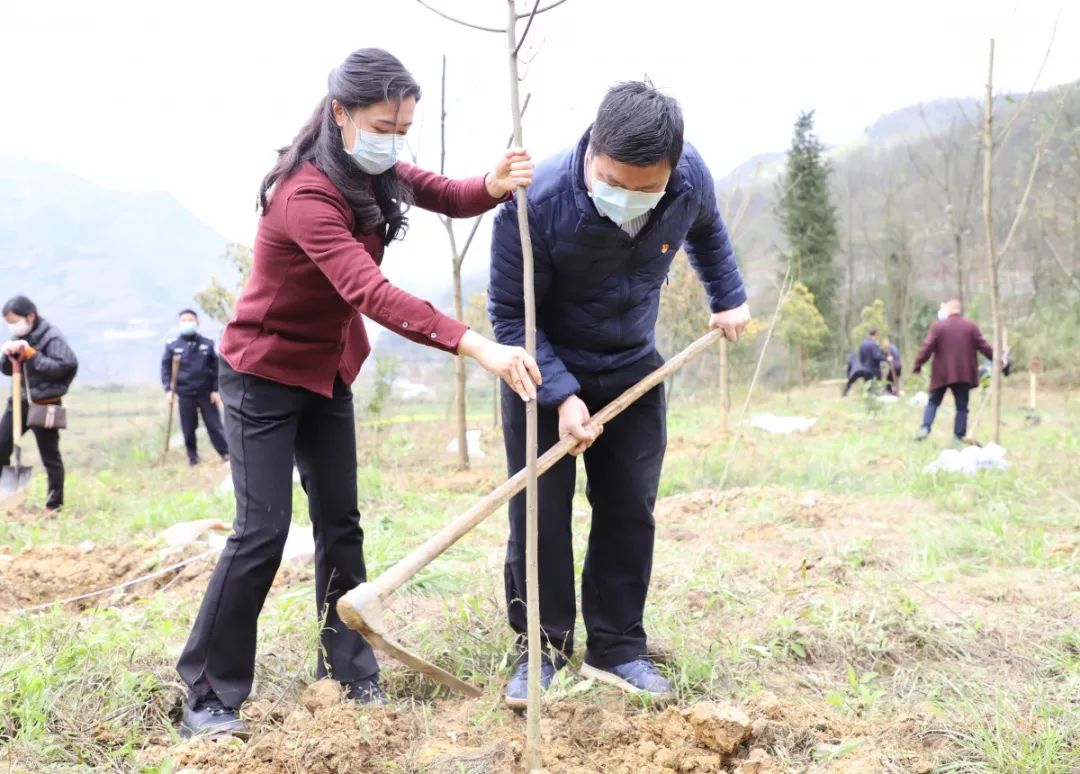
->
[537, 371, 581, 409]
[476, 174, 512, 205]
[709, 286, 748, 314]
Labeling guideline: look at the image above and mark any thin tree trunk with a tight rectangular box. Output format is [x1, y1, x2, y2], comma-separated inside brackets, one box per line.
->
[452, 258, 468, 469]
[982, 39, 1004, 444]
[440, 54, 469, 470]
[954, 232, 965, 308]
[506, 2, 542, 769]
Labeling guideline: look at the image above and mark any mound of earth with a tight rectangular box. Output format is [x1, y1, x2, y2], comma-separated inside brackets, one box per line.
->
[160, 682, 793, 774]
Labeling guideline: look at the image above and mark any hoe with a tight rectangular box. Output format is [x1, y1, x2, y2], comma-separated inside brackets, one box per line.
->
[337, 328, 728, 696]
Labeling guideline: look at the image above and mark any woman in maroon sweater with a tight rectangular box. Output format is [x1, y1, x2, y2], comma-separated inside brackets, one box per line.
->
[177, 48, 539, 738]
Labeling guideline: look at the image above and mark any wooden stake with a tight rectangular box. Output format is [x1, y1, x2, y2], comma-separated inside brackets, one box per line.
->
[505, 2, 542, 770]
[981, 38, 1004, 445]
[1029, 357, 1039, 411]
[162, 354, 181, 462]
[718, 338, 729, 433]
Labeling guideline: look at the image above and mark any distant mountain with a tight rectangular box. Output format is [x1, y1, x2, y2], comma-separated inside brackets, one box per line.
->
[0, 156, 233, 384]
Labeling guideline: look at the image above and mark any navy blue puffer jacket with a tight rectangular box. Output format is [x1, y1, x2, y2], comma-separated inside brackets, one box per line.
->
[489, 128, 746, 407]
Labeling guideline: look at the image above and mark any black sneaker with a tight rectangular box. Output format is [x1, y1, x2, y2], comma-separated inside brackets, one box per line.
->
[345, 676, 388, 705]
[505, 654, 559, 710]
[188, 457, 201, 467]
[180, 694, 248, 739]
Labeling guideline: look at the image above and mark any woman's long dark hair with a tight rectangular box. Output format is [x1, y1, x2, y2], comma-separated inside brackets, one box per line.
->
[258, 48, 421, 244]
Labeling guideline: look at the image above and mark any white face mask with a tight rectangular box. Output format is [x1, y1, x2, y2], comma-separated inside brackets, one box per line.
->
[343, 113, 405, 175]
[8, 319, 30, 337]
[588, 178, 666, 226]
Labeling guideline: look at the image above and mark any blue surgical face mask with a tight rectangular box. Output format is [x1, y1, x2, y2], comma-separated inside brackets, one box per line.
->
[937, 308, 948, 321]
[179, 321, 198, 336]
[588, 177, 666, 226]
[344, 113, 405, 175]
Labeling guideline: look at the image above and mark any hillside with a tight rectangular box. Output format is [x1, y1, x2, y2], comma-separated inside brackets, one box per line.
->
[0, 155, 232, 384]
[710, 82, 1080, 360]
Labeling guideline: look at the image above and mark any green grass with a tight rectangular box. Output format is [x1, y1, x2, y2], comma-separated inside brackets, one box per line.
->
[1, 379, 1078, 771]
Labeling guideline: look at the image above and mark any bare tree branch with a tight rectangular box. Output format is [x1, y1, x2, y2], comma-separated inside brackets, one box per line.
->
[952, 98, 978, 132]
[415, 0, 568, 34]
[518, 35, 547, 66]
[999, 102, 1061, 260]
[996, 13, 1059, 149]
[460, 93, 532, 261]
[905, 140, 945, 190]
[415, 0, 505, 32]
[516, 0, 568, 18]
[514, 0, 543, 57]
[1043, 233, 1080, 293]
[723, 162, 760, 239]
[439, 54, 447, 176]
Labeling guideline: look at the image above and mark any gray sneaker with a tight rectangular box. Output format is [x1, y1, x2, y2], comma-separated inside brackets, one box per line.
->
[915, 426, 930, 441]
[580, 658, 673, 697]
[505, 655, 559, 710]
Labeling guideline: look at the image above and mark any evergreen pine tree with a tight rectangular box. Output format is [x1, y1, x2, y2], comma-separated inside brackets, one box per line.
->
[776, 111, 840, 342]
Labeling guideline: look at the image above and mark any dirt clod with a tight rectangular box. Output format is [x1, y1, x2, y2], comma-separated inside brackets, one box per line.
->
[683, 702, 751, 754]
[733, 748, 776, 773]
[301, 679, 343, 713]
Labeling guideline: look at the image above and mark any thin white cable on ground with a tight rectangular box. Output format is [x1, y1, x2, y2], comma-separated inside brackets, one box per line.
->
[6, 547, 219, 615]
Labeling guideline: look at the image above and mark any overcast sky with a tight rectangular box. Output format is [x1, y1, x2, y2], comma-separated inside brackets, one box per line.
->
[1, 0, 1076, 291]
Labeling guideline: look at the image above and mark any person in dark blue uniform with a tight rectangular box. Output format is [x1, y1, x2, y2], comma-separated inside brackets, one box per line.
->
[842, 329, 892, 396]
[161, 310, 228, 465]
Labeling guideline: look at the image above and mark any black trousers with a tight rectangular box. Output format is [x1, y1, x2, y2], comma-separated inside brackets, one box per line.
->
[501, 352, 666, 669]
[177, 362, 376, 709]
[842, 370, 878, 396]
[923, 382, 971, 438]
[178, 391, 228, 462]
[0, 399, 63, 509]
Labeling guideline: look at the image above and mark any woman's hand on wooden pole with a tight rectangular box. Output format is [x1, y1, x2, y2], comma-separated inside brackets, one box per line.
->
[485, 148, 534, 198]
[457, 330, 541, 402]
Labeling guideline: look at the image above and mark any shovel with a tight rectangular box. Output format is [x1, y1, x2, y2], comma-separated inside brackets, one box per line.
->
[337, 327, 728, 695]
[0, 356, 33, 508]
[160, 354, 181, 464]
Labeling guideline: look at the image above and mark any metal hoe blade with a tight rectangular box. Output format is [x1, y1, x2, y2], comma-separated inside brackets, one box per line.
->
[337, 582, 482, 698]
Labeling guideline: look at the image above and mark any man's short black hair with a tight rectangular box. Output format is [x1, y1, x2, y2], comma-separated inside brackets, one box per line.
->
[179, 309, 199, 320]
[868, 328, 878, 337]
[591, 81, 683, 169]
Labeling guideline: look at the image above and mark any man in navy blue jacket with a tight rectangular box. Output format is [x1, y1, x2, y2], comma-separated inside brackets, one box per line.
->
[489, 82, 749, 707]
[161, 309, 229, 466]
[842, 329, 893, 396]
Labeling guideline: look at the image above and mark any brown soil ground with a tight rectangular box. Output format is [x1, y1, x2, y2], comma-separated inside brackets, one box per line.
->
[150, 679, 928, 774]
[0, 540, 313, 612]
